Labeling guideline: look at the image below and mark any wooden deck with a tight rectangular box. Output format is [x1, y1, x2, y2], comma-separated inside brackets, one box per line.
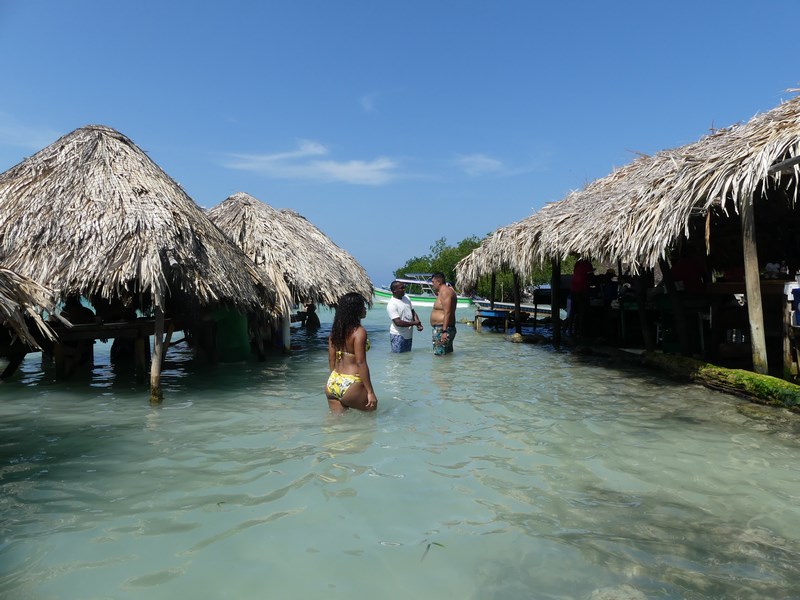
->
[1, 318, 172, 381]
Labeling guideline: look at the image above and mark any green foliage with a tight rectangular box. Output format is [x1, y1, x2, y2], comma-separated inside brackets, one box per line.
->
[472, 255, 579, 302]
[393, 236, 587, 301]
[394, 236, 481, 285]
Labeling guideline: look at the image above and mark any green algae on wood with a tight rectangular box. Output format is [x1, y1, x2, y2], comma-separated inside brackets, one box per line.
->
[640, 352, 800, 412]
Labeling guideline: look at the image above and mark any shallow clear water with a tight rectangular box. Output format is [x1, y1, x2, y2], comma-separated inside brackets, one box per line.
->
[1, 306, 799, 599]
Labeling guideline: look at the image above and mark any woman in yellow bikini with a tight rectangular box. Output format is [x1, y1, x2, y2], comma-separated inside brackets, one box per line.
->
[325, 292, 377, 412]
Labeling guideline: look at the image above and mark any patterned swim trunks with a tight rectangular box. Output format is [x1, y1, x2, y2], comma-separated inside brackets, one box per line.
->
[431, 325, 456, 356]
[390, 334, 413, 353]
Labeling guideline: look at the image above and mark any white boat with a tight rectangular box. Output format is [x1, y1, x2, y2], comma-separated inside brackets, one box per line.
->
[373, 273, 474, 307]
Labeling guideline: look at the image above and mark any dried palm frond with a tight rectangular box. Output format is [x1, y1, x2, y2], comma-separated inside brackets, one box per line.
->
[0, 125, 278, 315]
[458, 94, 800, 280]
[208, 192, 373, 308]
[0, 267, 56, 348]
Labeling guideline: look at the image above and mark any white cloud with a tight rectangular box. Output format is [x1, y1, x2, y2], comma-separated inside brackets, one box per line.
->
[453, 153, 504, 177]
[225, 140, 398, 185]
[360, 92, 379, 113]
[313, 157, 397, 185]
[0, 113, 59, 150]
[452, 152, 552, 178]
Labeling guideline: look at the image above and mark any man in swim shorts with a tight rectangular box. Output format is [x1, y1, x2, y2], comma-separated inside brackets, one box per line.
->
[430, 272, 457, 356]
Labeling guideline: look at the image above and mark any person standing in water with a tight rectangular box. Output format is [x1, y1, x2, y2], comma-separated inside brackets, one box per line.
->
[386, 280, 423, 353]
[325, 292, 377, 412]
[430, 272, 457, 356]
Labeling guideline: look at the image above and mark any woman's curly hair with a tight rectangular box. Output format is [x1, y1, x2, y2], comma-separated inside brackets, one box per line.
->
[329, 292, 366, 350]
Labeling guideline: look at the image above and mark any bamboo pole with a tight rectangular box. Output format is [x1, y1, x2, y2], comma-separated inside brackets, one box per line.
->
[740, 196, 768, 374]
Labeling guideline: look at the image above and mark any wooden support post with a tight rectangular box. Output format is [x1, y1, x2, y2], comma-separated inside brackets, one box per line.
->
[490, 272, 496, 310]
[658, 257, 691, 356]
[551, 258, 561, 346]
[134, 337, 147, 374]
[636, 271, 655, 352]
[160, 322, 174, 369]
[281, 314, 291, 353]
[740, 195, 769, 374]
[150, 306, 164, 404]
[0, 352, 25, 380]
[53, 342, 65, 378]
[783, 296, 795, 378]
[513, 272, 522, 334]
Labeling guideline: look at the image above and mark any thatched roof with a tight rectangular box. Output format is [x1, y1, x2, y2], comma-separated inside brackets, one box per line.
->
[455, 213, 541, 289]
[0, 267, 56, 348]
[459, 93, 800, 284]
[0, 125, 277, 313]
[207, 192, 373, 308]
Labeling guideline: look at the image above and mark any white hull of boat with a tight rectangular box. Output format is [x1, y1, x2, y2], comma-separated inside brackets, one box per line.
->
[373, 287, 473, 307]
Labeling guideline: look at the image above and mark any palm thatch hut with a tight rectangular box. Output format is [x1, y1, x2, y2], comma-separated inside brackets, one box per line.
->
[455, 213, 542, 288]
[0, 125, 279, 399]
[207, 192, 372, 350]
[0, 267, 57, 379]
[458, 93, 800, 375]
[276, 207, 373, 305]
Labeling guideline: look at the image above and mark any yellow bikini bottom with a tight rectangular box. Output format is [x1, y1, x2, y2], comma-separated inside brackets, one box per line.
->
[326, 370, 362, 400]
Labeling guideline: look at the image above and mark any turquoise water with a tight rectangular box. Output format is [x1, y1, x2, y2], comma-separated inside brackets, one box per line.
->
[1, 305, 799, 599]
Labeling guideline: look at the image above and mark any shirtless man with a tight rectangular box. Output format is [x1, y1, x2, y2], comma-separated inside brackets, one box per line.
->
[429, 272, 457, 356]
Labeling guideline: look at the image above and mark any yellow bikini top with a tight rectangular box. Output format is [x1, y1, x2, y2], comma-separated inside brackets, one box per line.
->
[335, 338, 370, 360]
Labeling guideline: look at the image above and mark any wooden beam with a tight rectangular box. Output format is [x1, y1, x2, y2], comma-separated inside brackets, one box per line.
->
[740, 195, 769, 374]
[768, 155, 800, 174]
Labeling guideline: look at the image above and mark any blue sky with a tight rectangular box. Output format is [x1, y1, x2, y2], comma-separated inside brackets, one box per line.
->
[1, 1, 798, 286]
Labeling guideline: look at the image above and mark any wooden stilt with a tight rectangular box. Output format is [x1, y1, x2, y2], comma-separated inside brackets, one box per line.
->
[636, 271, 655, 352]
[0, 352, 25, 380]
[551, 258, 561, 347]
[150, 306, 164, 404]
[783, 297, 795, 378]
[513, 273, 522, 334]
[255, 323, 266, 360]
[659, 257, 691, 356]
[160, 322, 174, 369]
[490, 272, 497, 310]
[53, 342, 66, 378]
[740, 196, 769, 374]
[134, 337, 147, 373]
[281, 315, 291, 353]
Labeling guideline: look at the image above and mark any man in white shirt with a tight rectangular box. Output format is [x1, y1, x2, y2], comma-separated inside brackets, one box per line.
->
[386, 280, 423, 352]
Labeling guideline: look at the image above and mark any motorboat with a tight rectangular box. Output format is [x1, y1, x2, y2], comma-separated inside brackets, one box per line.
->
[373, 273, 474, 307]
